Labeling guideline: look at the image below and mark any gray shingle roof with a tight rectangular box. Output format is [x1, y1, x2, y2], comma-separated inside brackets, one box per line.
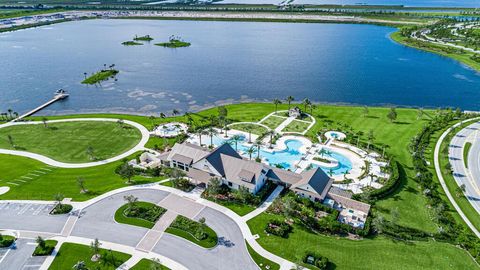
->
[291, 168, 333, 200]
[204, 143, 242, 177]
[219, 154, 264, 189]
[266, 167, 302, 186]
[167, 143, 210, 164]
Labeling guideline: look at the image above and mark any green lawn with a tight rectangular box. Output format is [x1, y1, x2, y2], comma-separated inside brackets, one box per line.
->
[0, 153, 166, 201]
[165, 215, 218, 248]
[114, 201, 166, 229]
[82, 69, 119, 85]
[48, 242, 131, 270]
[210, 199, 255, 216]
[260, 115, 286, 130]
[464, 142, 472, 169]
[247, 213, 478, 270]
[229, 123, 269, 136]
[246, 241, 280, 270]
[0, 121, 141, 163]
[130, 258, 170, 270]
[282, 119, 311, 133]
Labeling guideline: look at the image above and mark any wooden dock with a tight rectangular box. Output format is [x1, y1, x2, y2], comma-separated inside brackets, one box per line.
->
[12, 91, 69, 122]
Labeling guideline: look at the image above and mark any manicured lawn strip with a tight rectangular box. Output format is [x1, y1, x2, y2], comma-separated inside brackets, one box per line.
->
[282, 119, 311, 133]
[247, 213, 479, 270]
[0, 121, 141, 163]
[114, 202, 166, 229]
[437, 129, 480, 231]
[213, 200, 255, 216]
[82, 69, 119, 85]
[261, 115, 286, 130]
[0, 153, 166, 201]
[160, 180, 173, 187]
[246, 241, 280, 270]
[33, 240, 57, 256]
[165, 216, 218, 248]
[48, 242, 131, 270]
[0, 235, 15, 247]
[464, 142, 472, 169]
[229, 123, 269, 136]
[130, 258, 170, 270]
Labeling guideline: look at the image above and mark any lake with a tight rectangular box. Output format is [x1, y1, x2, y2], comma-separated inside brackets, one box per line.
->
[0, 19, 479, 116]
[217, 0, 480, 8]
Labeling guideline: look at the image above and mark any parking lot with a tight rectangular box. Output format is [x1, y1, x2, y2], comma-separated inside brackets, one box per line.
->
[0, 239, 48, 270]
[0, 202, 69, 233]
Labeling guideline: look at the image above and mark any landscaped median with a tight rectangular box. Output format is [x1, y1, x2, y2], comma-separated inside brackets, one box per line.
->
[114, 199, 166, 229]
[0, 234, 15, 247]
[165, 215, 217, 248]
[48, 242, 131, 270]
[130, 258, 170, 270]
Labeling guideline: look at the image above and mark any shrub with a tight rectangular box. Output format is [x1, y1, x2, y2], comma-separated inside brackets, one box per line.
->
[51, 204, 73, 215]
[265, 220, 292, 238]
[170, 216, 207, 240]
[0, 234, 15, 247]
[303, 252, 329, 270]
[33, 239, 57, 256]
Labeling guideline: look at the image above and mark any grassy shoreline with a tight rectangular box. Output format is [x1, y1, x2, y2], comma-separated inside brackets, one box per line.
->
[390, 30, 480, 72]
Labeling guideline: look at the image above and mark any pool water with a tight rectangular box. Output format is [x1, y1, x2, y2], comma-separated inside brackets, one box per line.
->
[210, 135, 304, 169]
[312, 151, 353, 175]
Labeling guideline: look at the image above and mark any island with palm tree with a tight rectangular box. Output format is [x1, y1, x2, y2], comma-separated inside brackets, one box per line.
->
[82, 64, 119, 85]
[155, 35, 191, 48]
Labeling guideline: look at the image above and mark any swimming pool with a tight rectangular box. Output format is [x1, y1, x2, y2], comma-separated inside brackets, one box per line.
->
[311, 150, 353, 175]
[210, 135, 304, 169]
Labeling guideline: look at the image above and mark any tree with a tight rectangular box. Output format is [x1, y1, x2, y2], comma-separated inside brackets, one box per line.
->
[77, 177, 87, 193]
[310, 104, 317, 114]
[54, 193, 64, 208]
[42, 117, 48, 128]
[172, 109, 179, 116]
[254, 139, 262, 160]
[150, 258, 164, 270]
[267, 130, 275, 148]
[159, 112, 166, 119]
[327, 169, 334, 177]
[372, 215, 385, 234]
[7, 135, 15, 148]
[455, 184, 466, 198]
[218, 106, 228, 125]
[302, 98, 311, 112]
[387, 107, 397, 122]
[247, 146, 257, 160]
[207, 126, 218, 147]
[72, 261, 88, 270]
[231, 134, 242, 151]
[207, 177, 222, 197]
[90, 238, 101, 260]
[286, 96, 294, 110]
[273, 98, 282, 112]
[367, 130, 375, 150]
[236, 186, 252, 204]
[86, 146, 95, 161]
[245, 125, 253, 143]
[363, 106, 369, 117]
[36, 236, 46, 249]
[7, 108, 12, 119]
[117, 162, 136, 184]
[123, 194, 138, 210]
[319, 148, 327, 157]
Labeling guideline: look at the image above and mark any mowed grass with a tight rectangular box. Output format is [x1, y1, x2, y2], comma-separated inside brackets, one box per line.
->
[282, 119, 312, 133]
[0, 121, 141, 163]
[246, 241, 280, 270]
[260, 115, 286, 130]
[464, 142, 472, 168]
[130, 258, 170, 270]
[0, 153, 166, 201]
[48, 242, 130, 270]
[229, 123, 269, 136]
[248, 213, 479, 270]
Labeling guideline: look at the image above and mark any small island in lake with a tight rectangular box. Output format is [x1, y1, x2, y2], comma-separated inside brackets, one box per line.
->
[133, 35, 154, 42]
[82, 65, 119, 85]
[155, 35, 191, 48]
[122, 41, 143, 46]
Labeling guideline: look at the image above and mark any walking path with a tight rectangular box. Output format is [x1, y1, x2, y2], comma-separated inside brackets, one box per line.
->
[136, 210, 177, 252]
[434, 117, 480, 238]
[0, 118, 150, 168]
[242, 185, 284, 221]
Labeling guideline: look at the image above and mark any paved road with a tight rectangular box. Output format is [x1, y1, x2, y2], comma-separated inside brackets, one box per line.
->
[154, 207, 257, 270]
[449, 121, 480, 215]
[0, 239, 48, 270]
[0, 118, 150, 168]
[0, 202, 69, 233]
[71, 189, 169, 247]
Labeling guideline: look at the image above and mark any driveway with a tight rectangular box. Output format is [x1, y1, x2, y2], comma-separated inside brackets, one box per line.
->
[0, 202, 69, 233]
[0, 239, 48, 270]
[153, 207, 257, 270]
[70, 189, 169, 247]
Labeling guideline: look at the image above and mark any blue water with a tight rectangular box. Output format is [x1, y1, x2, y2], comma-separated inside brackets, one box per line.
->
[211, 134, 352, 174]
[1, 19, 480, 116]
[218, 0, 480, 8]
[311, 151, 353, 175]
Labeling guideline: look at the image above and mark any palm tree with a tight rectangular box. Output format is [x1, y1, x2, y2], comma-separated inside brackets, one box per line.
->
[247, 146, 257, 160]
[302, 98, 311, 112]
[319, 148, 327, 157]
[42, 117, 48, 128]
[83, 72, 87, 79]
[285, 96, 294, 110]
[208, 114, 217, 127]
[172, 109, 179, 117]
[328, 169, 334, 177]
[273, 98, 282, 113]
[310, 104, 317, 114]
[7, 109, 12, 119]
[231, 134, 242, 151]
[223, 118, 232, 137]
[207, 126, 218, 147]
[267, 130, 275, 148]
[159, 112, 166, 119]
[254, 139, 262, 160]
[149, 115, 156, 128]
[245, 125, 253, 143]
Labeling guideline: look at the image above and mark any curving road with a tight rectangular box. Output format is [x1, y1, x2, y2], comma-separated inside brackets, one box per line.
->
[0, 118, 150, 168]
